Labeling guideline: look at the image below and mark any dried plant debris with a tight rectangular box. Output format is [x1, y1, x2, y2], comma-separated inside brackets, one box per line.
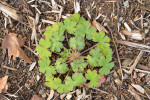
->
[0, 76, 8, 93]
[0, 0, 149, 99]
[121, 30, 143, 40]
[31, 94, 43, 100]
[2, 33, 31, 63]
[0, 2, 23, 23]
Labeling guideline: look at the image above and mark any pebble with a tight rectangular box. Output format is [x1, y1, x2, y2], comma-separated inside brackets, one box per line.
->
[122, 58, 132, 66]
[36, 75, 40, 81]
[42, 93, 47, 98]
[39, 89, 45, 95]
[145, 29, 149, 34]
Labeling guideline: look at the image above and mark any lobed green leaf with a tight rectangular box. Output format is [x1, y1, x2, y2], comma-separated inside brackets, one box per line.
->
[85, 70, 101, 87]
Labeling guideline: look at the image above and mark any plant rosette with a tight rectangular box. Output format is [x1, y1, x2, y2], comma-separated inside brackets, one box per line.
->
[36, 14, 114, 93]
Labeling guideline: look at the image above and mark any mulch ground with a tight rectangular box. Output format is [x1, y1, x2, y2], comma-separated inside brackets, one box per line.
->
[0, 0, 150, 100]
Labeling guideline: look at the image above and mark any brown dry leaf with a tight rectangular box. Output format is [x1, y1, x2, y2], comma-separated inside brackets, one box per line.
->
[0, 76, 8, 92]
[2, 33, 31, 63]
[92, 20, 108, 33]
[31, 95, 43, 100]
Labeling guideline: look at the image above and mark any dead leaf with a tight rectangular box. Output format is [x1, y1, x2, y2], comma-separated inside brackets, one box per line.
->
[96, 75, 106, 88]
[31, 95, 43, 100]
[92, 20, 108, 33]
[0, 76, 8, 93]
[2, 33, 31, 63]
[131, 84, 145, 94]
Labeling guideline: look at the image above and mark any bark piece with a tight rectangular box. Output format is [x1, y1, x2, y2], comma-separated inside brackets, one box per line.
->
[0, 2, 23, 22]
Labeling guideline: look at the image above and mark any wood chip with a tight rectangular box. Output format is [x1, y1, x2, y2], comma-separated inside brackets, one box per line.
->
[128, 86, 142, 100]
[115, 40, 150, 52]
[121, 30, 143, 40]
[47, 89, 54, 100]
[92, 20, 109, 33]
[131, 84, 144, 94]
[0, 2, 23, 22]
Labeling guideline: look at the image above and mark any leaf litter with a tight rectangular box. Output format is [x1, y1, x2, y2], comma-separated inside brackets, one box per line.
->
[0, 0, 150, 100]
[2, 33, 31, 63]
[0, 76, 8, 93]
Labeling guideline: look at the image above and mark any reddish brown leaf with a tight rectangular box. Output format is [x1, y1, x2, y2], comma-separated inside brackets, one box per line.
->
[96, 75, 106, 88]
[2, 33, 31, 63]
[0, 76, 8, 92]
[32, 95, 43, 100]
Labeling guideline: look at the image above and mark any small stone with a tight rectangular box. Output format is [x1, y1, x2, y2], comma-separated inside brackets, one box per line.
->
[122, 58, 132, 66]
[123, 1, 129, 8]
[145, 29, 149, 34]
[42, 93, 47, 98]
[123, 73, 129, 79]
[39, 89, 45, 95]
[66, 94, 72, 99]
[76, 89, 81, 96]
[104, 23, 107, 26]
[36, 75, 40, 81]
[23, 69, 26, 73]
[113, 71, 118, 78]
[105, 76, 111, 83]
[144, 23, 148, 27]
[119, 17, 123, 22]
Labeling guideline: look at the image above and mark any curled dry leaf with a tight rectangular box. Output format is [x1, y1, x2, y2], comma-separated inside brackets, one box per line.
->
[0, 76, 8, 93]
[2, 33, 31, 63]
[92, 20, 108, 33]
[121, 30, 143, 40]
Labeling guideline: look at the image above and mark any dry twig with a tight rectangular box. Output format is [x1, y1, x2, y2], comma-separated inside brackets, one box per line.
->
[123, 51, 144, 74]
[115, 40, 150, 52]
